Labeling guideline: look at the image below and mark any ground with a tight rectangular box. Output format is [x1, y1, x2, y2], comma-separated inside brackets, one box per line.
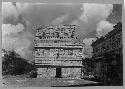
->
[2, 75, 101, 87]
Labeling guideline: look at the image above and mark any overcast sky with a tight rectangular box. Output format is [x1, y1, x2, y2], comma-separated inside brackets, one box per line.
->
[2, 2, 122, 60]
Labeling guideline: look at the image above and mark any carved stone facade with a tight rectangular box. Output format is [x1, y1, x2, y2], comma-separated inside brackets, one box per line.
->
[91, 22, 123, 85]
[92, 22, 122, 58]
[34, 25, 83, 79]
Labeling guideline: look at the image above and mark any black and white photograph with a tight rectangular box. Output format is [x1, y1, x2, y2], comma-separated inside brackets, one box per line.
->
[1, 1, 123, 87]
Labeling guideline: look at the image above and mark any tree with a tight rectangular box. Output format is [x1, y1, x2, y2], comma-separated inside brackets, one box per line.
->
[2, 50, 20, 75]
[81, 42, 94, 77]
[83, 45, 93, 58]
[2, 49, 36, 75]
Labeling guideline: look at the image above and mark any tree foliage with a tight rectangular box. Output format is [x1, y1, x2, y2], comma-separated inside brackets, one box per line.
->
[83, 45, 93, 58]
[2, 49, 36, 75]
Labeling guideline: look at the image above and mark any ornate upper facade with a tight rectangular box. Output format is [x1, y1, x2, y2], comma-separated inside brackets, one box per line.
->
[34, 25, 83, 67]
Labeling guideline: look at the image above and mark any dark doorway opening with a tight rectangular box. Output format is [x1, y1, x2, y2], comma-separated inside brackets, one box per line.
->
[55, 68, 62, 78]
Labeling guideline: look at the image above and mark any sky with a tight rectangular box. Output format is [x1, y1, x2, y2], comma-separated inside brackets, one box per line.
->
[2, 2, 122, 60]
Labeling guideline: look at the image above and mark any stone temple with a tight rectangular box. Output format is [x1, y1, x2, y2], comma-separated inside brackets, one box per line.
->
[34, 25, 83, 79]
